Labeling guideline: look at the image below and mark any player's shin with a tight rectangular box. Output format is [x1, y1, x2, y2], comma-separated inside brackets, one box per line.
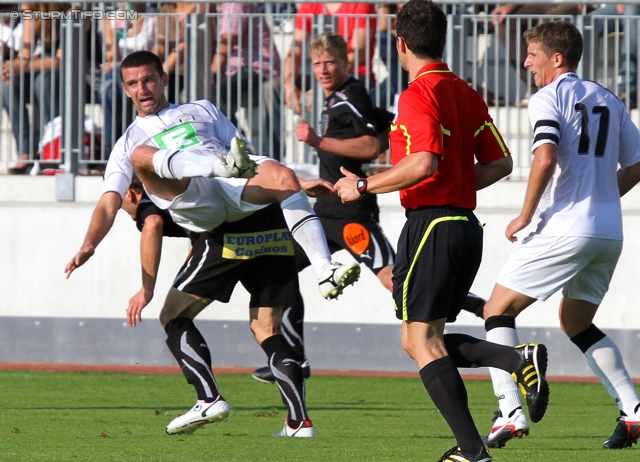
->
[260, 334, 309, 426]
[165, 317, 221, 401]
[486, 316, 522, 417]
[279, 192, 331, 276]
[152, 148, 233, 179]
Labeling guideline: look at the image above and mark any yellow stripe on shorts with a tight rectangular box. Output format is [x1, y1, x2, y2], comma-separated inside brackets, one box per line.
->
[401, 215, 469, 320]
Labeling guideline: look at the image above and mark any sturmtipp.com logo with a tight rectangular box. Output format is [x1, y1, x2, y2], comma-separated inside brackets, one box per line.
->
[10, 9, 138, 21]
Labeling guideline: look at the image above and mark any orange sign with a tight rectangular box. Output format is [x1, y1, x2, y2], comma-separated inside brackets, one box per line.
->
[343, 223, 370, 255]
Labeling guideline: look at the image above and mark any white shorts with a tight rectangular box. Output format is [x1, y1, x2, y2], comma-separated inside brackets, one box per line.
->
[150, 155, 272, 233]
[496, 234, 622, 304]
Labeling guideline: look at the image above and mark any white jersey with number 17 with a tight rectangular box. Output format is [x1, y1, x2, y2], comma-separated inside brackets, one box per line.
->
[528, 72, 640, 239]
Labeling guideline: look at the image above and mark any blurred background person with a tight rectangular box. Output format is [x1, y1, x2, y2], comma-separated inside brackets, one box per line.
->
[2, 2, 69, 174]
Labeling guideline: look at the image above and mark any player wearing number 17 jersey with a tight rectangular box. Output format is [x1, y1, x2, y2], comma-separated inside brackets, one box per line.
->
[481, 21, 640, 450]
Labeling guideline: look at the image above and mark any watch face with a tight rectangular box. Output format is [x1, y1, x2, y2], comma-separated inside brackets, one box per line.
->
[357, 179, 367, 194]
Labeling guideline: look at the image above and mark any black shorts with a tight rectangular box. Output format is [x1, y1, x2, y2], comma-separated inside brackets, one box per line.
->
[173, 203, 299, 308]
[295, 214, 396, 274]
[392, 207, 483, 323]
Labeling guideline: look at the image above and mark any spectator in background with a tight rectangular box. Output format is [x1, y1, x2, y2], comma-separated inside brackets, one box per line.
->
[100, 2, 155, 152]
[0, 3, 21, 60]
[491, 3, 584, 106]
[2, 2, 69, 174]
[369, 3, 407, 110]
[283, 3, 377, 116]
[153, 2, 198, 104]
[211, 2, 282, 160]
[590, 3, 639, 108]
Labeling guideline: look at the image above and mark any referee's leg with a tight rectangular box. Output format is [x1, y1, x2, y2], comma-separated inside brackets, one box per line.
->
[403, 319, 487, 457]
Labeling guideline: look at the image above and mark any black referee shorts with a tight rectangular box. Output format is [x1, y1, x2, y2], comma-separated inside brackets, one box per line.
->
[173, 203, 299, 308]
[295, 214, 396, 274]
[392, 206, 483, 323]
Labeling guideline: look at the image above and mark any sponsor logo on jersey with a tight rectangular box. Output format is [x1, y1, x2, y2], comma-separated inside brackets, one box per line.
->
[179, 115, 196, 123]
[343, 223, 370, 255]
[153, 122, 203, 150]
[336, 91, 348, 101]
[222, 229, 294, 259]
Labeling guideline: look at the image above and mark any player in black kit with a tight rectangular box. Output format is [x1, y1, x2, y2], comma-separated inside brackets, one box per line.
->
[253, 33, 396, 382]
[252, 32, 487, 384]
[122, 176, 322, 438]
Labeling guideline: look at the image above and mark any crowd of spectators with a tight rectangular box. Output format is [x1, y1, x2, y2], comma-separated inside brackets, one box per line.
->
[0, 2, 638, 174]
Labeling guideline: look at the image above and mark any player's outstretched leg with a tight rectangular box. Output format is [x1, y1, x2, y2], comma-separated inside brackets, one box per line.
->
[149, 136, 256, 180]
[260, 335, 316, 437]
[242, 160, 361, 299]
[164, 317, 230, 434]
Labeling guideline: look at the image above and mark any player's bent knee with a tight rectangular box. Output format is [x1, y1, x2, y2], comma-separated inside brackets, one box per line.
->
[257, 161, 300, 193]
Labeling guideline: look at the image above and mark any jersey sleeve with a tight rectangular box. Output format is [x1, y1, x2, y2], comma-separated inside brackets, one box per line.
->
[394, 88, 443, 157]
[529, 91, 561, 154]
[102, 136, 134, 198]
[473, 101, 511, 164]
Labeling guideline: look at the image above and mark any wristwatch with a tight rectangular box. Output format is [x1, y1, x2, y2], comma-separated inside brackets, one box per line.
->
[356, 178, 368, 196]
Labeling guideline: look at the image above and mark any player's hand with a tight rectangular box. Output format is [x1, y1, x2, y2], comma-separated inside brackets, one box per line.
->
[505, 215, 530, 243]
[335, 167, 363, 203]
[64, 247, 95, 279]
[126, 288, 153, 327]
[296, 119, 322, 147]
[299, 177, 335, 197]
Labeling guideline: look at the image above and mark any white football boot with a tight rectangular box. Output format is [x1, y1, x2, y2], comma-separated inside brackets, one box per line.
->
[318, 261, 361, 299]
[166, 397, 230, 435]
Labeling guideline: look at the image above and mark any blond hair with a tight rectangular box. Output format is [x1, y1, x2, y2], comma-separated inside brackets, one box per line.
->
[309, 33, 348, 63]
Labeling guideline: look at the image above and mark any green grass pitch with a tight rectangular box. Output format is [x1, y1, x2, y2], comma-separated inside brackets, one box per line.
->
[0, 370, 638, 461]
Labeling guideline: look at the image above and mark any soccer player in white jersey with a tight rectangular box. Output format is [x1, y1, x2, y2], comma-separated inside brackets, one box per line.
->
[65, 51, 360, 300]
[480, 21, 640, 450]
[64, 50, 360, 437]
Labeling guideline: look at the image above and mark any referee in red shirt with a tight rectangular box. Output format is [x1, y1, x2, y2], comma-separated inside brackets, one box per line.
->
[336, 1, 548, 461]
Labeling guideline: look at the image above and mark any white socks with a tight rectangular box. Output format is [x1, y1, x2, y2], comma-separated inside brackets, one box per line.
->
[280, 192, 331, 277]
[487, 326, 523, 418]
[152, 148, 231, 179]
[585, 336, 640, 417]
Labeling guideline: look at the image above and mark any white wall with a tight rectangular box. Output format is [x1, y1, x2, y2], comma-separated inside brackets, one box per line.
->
[2, 175, 640, 333]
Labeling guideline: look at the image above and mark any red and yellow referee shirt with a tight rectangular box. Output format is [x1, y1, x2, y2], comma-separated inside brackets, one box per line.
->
[390, 62, 510, 211]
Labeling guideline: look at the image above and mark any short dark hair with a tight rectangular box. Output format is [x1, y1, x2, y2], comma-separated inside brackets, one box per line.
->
[128, 174, 144, 194]
[396, 0, 447, 60]
[524, 21, 583, 69]
[120, 51, 165, 80]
